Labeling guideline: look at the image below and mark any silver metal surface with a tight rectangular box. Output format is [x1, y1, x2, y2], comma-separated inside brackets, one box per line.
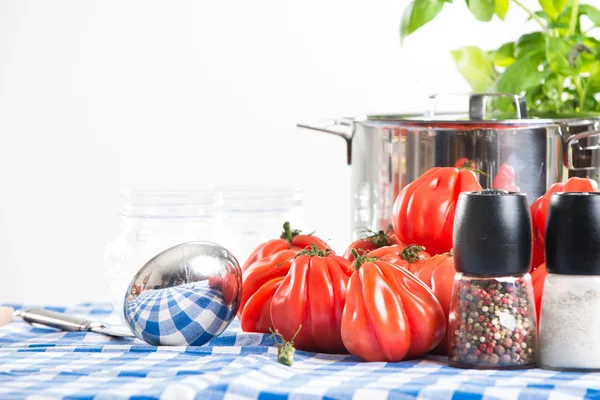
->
[296, 117, 354, 164]
[566, 129, 600, 171]
[15, 308, 135, 338]
[123, 241, 242, 346]
[90, 324, 137, 338]
[297, 93, 600, 240]
[426, 93, 528, 120]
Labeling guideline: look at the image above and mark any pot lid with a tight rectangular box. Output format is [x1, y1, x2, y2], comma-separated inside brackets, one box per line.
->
[364, 93, 600, 126]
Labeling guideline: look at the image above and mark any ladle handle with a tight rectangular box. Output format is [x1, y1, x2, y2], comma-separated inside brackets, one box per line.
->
[16, 308, 96, 332]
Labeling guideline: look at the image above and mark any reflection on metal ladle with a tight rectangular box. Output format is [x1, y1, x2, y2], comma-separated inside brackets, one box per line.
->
[123, 241, 242, 346]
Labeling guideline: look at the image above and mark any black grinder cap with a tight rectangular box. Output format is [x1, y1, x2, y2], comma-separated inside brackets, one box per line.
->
[453, 190, 532, 276]
[546, 192, 600, 275]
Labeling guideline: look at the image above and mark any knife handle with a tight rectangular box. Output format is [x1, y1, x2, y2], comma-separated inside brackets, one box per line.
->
[16, 308, 101, 332]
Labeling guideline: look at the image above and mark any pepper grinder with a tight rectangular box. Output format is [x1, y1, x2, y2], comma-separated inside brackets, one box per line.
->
[448, 190, 538, 369]
[539, 192, 600, 371]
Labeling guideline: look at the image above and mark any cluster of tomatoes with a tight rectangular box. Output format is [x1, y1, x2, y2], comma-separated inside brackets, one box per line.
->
[238, 166, 599, 362]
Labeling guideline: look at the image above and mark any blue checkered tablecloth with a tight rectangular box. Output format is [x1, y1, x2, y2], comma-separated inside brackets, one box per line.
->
[1, 304, 600, 399]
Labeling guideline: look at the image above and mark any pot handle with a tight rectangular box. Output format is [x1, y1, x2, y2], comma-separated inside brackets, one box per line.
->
[426, 93, 528, 120]
[296, 118, 354, 165]
[566, 130, 600, 170]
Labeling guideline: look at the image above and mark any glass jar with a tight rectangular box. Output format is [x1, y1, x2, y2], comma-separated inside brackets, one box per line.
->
[448, 273, 537, 368]
[104, 190, 225, 321]
[539, 192, 600, 371]
[450, 190, 538, 369]
[220, 185, 306, 264]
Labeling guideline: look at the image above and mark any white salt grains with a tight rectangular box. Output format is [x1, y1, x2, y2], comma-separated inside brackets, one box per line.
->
[539, 274, 600, 370]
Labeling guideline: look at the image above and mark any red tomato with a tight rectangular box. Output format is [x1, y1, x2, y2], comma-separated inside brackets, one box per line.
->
[367, 244, 430, 272]
[531, 263, 547, 324]
[343, 230, 405, 262]
[414, 252, 456, 354]
[270, 246, 353, 353]
[392, 167, 483, 256]
[238, 250, 296, 333]
[341, 257, 445, 361]
[242, 222, 328, 272]
[454, 158, 476, 169]
[492, 163, 519, 192]
[530, 177, 598, 270]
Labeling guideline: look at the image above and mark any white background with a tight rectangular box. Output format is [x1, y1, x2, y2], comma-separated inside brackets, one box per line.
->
[0, 0, 542, 304]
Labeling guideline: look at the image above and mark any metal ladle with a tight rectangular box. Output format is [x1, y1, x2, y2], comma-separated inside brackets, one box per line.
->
[10, 242, 243, 346]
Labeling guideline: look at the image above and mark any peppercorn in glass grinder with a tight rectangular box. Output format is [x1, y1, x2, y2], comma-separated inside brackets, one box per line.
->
[539, 192, 600, 371]
[448, 190, 538, 369]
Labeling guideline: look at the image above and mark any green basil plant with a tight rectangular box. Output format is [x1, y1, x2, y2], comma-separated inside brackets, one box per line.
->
[401, 0, 600, 116]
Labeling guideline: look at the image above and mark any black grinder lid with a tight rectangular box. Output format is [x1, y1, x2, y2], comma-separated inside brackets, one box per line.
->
[453, 190, 532, 276]
[546, 192, 600, 275]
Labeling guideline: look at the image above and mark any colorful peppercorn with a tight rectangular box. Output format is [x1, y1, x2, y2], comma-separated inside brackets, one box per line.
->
[448, 276, 537, 368]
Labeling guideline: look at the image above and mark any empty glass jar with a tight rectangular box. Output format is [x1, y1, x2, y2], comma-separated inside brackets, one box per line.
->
[220, 185, 306, 264]
[104, 190, 225, 320]
[448, 190, 538, 369]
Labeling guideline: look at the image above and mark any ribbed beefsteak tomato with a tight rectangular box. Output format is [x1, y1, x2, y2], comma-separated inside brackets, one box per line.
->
[532, 263, 547, 323]
[492, 163, 519, 192]
[242, 222, 328, 271]
[530, 177, 598, 270]
[454, 158, 476, 169]
[343, 230, 404, 262]
[270, 245, 353, 353]
[341, 253, 445, 362]
[392, 167, 483, 256]
[367, 244, 430, 272]
[414, 252, 456, 354]
[238, 250, 296, 333]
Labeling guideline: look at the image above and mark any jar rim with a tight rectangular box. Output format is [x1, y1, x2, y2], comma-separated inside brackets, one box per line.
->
[119, 190, 223, 218]
[218, 185, 304, 213]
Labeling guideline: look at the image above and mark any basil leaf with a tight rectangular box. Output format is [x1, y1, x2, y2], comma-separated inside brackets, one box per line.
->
[547, 21, 570, 29]
[581, 60, 600, 78]
[590, 65, 600, 92]
[400, 0, 449, 43]
[546, 36, 575, 75]
[584, 37, 600, 49]
[451, 46, 497, 91]
[579, 4, 600, 26]
[495, 53, 547, 94]
[492, 42, 516, 67]
[534, 11, 553, 23]
[495, 0, 508, 19]
[542, 76, 560, 100]
[515, 32, 546, 58]
[539, 0, 567, 20]
[466, 0, 496, 21]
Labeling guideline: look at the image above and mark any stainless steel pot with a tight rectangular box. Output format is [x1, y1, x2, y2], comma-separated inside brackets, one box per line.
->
[297, 93, 600, 240]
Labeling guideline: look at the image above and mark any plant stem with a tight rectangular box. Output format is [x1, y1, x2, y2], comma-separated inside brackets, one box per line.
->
[574, 76, 585, 111]
[580, 63, 598, 112]
[568, 0, 580, 36]
[557, 75, 564, 113]
[510, 0, 546, 28]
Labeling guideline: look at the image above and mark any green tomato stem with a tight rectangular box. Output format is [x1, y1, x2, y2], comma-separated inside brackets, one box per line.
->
[568, 0, 580, 37]
[510, 0, 545, 28]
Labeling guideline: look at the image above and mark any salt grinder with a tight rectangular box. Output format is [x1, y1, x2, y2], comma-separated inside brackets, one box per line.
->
[449, 190, 538, 369]
[539, 192, 600, 371]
